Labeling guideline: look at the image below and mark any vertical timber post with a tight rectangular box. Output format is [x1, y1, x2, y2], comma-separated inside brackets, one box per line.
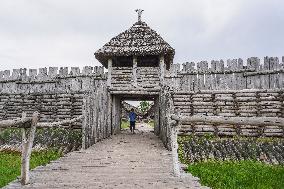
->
[82, 95, 87, 149]
[107, 58, 112, 87]
[171, 120, 181, 177]
[133, 56, 138, 86]
[159, 55, 165, 84]
[107, 92, 112, 135]
[169, 92, 181, 177]
[154, 96, 160, 135]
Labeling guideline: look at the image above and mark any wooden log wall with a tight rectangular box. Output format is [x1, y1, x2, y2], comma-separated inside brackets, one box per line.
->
[158, 88, 174, 149]
[82, 81, 111, 149]
[0, 66, 112, 149]
[137, 67, 160, 90]
[111, 67, 160, 93]
[0, 66, 106, 94]
[0, 93, 84, 127]
[0, 66, 106, 126]
[166, 56, 284, 91]
[173, 90, 284, 137]
[111, 67, 133, 89]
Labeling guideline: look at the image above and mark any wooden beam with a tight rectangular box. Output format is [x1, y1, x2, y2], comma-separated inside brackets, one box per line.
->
[171, 114, 284, 127]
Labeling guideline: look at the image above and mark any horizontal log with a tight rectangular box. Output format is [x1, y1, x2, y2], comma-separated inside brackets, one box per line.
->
[244, 69, 284, 76]
[37, 115, 83, 128]
[174, 89, 283, 95]
[171, 114, 284, 127]
[0, 117, 32, 128]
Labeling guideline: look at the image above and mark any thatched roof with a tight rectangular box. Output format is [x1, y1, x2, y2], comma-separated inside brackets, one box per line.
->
[95, 21, 175, 68]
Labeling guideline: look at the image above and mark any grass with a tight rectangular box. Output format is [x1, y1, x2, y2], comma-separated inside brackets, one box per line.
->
[148, 120, 154, 128]
[121, 120, 130, 129]
[178, 136, 284, 188]
[0, 149, 62, 188]
[187, 159, 284, 189]
[120, 120, 155, 129]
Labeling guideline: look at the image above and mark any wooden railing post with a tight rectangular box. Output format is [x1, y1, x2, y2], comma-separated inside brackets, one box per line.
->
[21, 112, 39, 185]
[0, 112, 83, 185]
[170, 119, 181, 177]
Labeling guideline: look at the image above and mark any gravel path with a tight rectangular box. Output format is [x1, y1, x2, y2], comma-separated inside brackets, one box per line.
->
[5, 123, 208, 189]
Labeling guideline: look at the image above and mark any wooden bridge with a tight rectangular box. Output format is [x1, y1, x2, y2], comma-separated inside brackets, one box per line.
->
[4, 124, 206, 189]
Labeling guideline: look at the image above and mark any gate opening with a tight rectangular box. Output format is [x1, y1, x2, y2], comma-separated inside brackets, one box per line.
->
[121, 100, 155, 132]
[110, 94, 160, 135]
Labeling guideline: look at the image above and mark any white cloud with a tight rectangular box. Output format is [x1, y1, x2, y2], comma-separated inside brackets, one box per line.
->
[0, 0, 283, 70]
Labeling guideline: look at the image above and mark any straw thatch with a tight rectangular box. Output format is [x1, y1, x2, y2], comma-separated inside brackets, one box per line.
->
[95, 21, 175, 68]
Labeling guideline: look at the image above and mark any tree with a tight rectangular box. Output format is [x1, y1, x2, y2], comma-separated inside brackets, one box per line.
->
[139, 101, 150, 114]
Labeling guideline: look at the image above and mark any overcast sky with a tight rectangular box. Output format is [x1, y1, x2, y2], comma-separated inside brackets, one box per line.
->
[0, 0, 283, 71]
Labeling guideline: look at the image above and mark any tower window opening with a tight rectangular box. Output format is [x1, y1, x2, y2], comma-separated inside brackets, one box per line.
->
[137, 55, 159, 67]
[112, 56, 133, 67]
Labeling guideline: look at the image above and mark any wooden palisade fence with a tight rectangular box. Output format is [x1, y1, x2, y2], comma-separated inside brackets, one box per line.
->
[0, 112, 83, 185]
[169, 114, 284, 177]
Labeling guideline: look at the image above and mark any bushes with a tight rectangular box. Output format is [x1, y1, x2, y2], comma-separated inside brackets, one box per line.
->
[178, 136, 284, 165]
[0, 128, 82, 153]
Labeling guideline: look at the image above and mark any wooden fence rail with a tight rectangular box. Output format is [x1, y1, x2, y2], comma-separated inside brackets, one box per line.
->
[169, 114, 284, 177]
[0, 112, 83, 185]
[170, 114, 284, 127]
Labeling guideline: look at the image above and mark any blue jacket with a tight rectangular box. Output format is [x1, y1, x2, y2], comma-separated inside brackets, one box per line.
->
[129, 112, 137, 122]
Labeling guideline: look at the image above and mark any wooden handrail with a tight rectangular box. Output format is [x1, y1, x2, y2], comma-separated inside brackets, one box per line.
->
[0, 116, 83, 129]
[0, 117, 32, 128]
[170, 114, 284, 127]
[169, 114, 284, 178]
[0, 112, 84, 185]
[37, 115, 83, 128]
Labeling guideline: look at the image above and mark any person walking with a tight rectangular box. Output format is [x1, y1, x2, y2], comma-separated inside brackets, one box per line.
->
[129, 108, 137, 134]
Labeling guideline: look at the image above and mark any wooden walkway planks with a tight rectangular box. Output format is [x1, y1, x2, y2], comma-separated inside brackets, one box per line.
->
[5, 125, 207, 189]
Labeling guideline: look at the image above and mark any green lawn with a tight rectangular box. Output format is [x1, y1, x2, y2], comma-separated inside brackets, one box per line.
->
[0, 150, 62, 188]
[121, 120, 155, 129]
[148, 120, 154, 128]
[188, 160, 284, 189]
[121, 120, 130, 129]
